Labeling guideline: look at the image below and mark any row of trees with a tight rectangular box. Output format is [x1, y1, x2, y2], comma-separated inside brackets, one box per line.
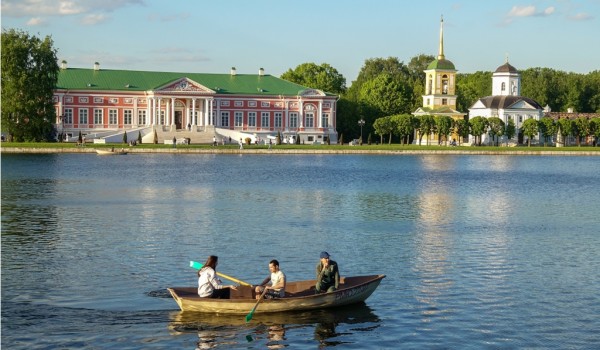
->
[370, 114, 600, 147]
[282, 58, 600, 143]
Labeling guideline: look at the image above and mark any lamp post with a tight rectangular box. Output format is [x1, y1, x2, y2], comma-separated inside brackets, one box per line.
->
[358, 118, 365, 144]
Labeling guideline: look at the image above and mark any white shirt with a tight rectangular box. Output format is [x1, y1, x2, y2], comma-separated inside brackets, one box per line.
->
[197, 267, 222, 297]
[270, 270, 286, 297]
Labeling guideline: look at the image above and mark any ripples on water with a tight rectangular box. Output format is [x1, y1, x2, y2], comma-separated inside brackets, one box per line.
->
[2, 153, 599, 349]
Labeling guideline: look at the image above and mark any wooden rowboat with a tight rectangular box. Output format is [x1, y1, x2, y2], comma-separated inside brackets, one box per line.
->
[168, 274, 385, 314]
[96, 149, 128, 155]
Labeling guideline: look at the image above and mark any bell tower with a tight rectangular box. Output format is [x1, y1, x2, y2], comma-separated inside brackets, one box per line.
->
[422, 16, 458, 111]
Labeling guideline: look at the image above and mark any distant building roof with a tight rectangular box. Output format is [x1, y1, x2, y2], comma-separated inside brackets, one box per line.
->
[545, 112, 600, 120]
[426, 59, 456, 70]
[474, 95, 542, 110]
[55, 68, 335, 96]
[494, 62, 518, 74]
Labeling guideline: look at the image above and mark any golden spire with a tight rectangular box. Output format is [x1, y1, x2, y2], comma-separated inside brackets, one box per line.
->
[438, 15, 445, 60]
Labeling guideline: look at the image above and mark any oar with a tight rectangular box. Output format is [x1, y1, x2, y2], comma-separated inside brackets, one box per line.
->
[245, 287, 268, 323]
[189, 261, 252, 286]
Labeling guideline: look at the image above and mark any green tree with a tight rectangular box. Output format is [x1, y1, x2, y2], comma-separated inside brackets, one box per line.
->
[454, 118, 469, 145]
[505, 119, 516, 146]
[123, 131, 128, 144]
[359, 73, 411, 116]
[487, 117, 505, 146]
[137, 131, 142, 144]
[373, 116, 394, 144]
[556, 118, 573, 146]
[538, 117, 556, 147]
[590, 117, 600, 146]
[280, 62, 346, 94]
[573, 116, 591, 146]
[434, 115, 453, 145]
[394, 114, 416, 145]
[416, 115, 435, 145]
[1, 28, 59, 142]
[521, 118, 539, 147]
[469, 116, 488, 146]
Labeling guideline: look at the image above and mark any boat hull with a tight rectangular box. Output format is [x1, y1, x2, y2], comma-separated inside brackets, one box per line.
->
[168, 274, 385, 314]
[95, 149, 127, 155]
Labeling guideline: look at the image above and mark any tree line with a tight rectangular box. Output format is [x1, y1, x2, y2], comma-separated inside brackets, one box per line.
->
[3, 28, 600, 144]
[281, 58, 600, 145]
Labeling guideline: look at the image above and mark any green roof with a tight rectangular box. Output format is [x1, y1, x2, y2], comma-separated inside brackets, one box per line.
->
[426, 59, 456, 70]
[56, 68, 334, 96]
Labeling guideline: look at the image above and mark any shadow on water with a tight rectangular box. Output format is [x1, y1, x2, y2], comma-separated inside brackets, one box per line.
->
[168, 303, 381, 349]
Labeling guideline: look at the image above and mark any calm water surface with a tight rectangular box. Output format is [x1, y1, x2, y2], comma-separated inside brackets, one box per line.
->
[2, 153, 599, 349]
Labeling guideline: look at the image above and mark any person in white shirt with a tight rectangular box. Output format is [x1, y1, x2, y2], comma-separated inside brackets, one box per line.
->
[254, 259, 286, 299]
[197, 255, 237, 298]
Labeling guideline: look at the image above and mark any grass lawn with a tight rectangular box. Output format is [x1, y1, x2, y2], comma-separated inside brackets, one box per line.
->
[2, 141, 599, 153]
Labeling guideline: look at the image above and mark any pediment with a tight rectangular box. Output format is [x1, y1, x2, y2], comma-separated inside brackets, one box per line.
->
[508, 100, 537, 110]
[155, 78, 214, 94]
[298, 88, 326, 97]
[470, 99, 487, 109]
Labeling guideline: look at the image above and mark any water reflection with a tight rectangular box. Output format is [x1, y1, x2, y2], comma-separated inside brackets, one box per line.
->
[169, 303, 380, 349]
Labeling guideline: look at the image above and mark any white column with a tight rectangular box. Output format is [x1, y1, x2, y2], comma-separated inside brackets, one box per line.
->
[192, 98, 197, 126]
[318, 100, 323, 128]
[146, 98, 151, 126]
[152, 98, 156, 125]
[171, 97, 175, 127]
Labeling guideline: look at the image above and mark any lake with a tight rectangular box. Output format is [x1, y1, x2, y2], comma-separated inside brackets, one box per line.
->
[2, 153, 599, 349]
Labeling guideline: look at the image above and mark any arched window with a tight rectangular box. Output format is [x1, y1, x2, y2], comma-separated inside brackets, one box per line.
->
[442, 74, 449, 94]
[427, 75, 433, 95]
[501, 82, 506, 92]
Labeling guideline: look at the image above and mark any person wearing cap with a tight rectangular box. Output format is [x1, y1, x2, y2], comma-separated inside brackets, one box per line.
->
[254, 259, 286, 299]
[315, 251, 339, 293]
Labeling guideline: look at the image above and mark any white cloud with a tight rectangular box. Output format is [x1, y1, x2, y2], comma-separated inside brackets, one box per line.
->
[80, 14, 109, 25]
[508, 5, 536, 17]
[1, 0, 144, 26]
[504, 4, 556, 24]
[26, 17, 48, 26]
[568, 13, 593, 21]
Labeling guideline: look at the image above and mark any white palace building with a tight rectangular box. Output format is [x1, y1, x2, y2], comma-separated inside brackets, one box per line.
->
[53, 63, 338, 145]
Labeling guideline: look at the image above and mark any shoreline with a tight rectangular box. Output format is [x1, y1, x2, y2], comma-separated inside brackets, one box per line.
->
[2, 147, 599, 156]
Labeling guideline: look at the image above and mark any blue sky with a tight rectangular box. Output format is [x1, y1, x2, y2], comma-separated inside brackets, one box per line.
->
[2, 0, 598, 84]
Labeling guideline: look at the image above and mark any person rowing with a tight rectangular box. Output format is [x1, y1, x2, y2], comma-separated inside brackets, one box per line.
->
[197, 255, 237, 298]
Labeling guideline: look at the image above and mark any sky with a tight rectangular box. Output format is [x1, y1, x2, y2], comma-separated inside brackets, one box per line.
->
[2, 0, 599, 85]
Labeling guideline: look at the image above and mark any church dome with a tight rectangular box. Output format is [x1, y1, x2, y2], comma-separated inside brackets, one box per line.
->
[427, 58, 455, 70]
[495, 62, 518, 73]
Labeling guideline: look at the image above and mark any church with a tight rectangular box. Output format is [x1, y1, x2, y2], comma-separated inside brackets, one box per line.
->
[53, 63, 338, 145]
[468, 60, 544, 145]
[412, 17, 466, 144]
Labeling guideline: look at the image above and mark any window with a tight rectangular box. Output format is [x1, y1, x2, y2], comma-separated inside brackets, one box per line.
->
[321, 113, 329, 128]
[289, 112, 298, 128]
[518, 115, 523, 123]
[235, 112, 243, 127]
[234, 101, 243, 107]
[160, 111, 166, 125]
[221, 111, 230, 127]
[64, 108, 73, 124]
[210, 111, 215, 125]
[248, 112, 256, 127]
[261, 101, 270, 107]
[442, 74, 449, 94]
[109, 109, 118, 125]
[261, 112, 269, 128]
[305, 112, 314, 128]
[94, 109, 103, 125]
[501, 82, 506, 92]
[427, 75, 433, 95]
[78, 109, 88, 124]
[124, 110, 132, 125]
[138, 110, 146, 125]
[442, 99, 447, 105]
[274, 112, 282, 128]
